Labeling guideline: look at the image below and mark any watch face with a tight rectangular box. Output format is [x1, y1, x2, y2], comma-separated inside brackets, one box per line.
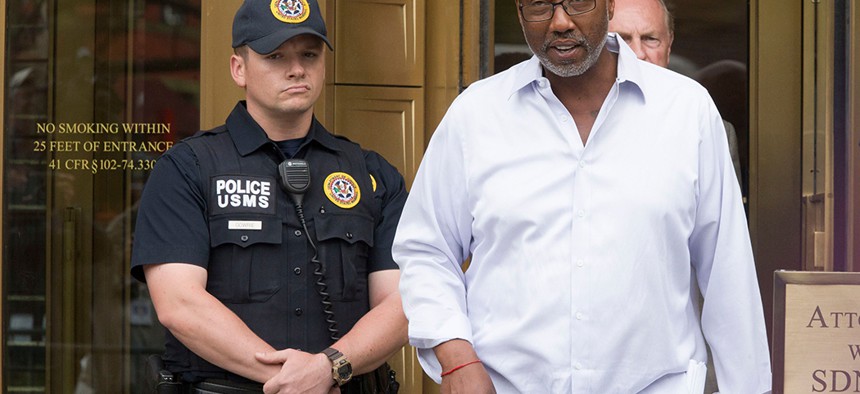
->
[325, 348, 352, 385]
[337, 365, 352, 380]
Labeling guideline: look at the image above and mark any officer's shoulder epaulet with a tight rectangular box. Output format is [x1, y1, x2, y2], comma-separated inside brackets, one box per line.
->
[331, 133, 356, 144]
[179, 125, 227, 149]
[335, 133, 383, 162]
[181, 124, 229, 144]
[331, 133, 371, 154]
[331, 133, 384, 161]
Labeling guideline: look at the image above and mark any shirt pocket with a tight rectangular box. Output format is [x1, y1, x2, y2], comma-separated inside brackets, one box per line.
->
[207, 215, 283, 303]
[314, 212, 374, 301]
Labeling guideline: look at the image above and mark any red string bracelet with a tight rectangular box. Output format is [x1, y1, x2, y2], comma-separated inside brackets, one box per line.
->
[440, 360, 482, 377]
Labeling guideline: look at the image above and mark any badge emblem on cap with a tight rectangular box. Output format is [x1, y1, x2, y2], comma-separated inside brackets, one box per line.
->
[324, 172, 361, 209]
[271, 0, 310, 24]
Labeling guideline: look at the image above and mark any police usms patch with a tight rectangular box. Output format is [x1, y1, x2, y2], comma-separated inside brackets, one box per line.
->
[271, 0, 310, 24]
[210, 175, 276, 215]
[324, 172, 361, 209]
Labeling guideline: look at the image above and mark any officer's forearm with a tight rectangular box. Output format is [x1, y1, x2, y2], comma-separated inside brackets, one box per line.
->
[330, 290, 408, 375]
[166, 294, 281, 382]
[146, 263, 281, 383]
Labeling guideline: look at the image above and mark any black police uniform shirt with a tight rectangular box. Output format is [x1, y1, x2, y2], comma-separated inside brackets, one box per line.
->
[130, 101, 407, 382]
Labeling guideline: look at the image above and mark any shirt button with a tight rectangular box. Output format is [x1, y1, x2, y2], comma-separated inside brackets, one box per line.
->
[294, 308, 303, 316]
[240, 235, 249, 242]
[576, 312, 584, 320]
[576, 259, 584, 268]
[294, 229, 302, 237]
[538, 80, 548, 88]
[294, 267, 302, 275]
[575, 363, 583, 370]
[577, 210, 586, 218]
[578, 161, 585, 169]
[345, 232, 353, 239]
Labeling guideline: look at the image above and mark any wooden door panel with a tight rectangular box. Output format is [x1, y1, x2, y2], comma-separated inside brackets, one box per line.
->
[333, 86, 424, 188]
[334, 0, 424, 87]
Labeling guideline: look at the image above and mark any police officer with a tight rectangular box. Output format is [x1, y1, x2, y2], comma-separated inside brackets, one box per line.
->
[131, 0, 408, 393]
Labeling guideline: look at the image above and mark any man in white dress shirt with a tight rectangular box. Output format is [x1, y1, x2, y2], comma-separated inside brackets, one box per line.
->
[393, 0, 772, 392]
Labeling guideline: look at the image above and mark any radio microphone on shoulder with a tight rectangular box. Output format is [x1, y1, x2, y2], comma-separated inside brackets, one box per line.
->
[278, 159, 310, 206]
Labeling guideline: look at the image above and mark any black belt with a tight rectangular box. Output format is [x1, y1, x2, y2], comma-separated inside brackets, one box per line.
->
[191, 379, 263, 394]
[189, 377, 364, 394]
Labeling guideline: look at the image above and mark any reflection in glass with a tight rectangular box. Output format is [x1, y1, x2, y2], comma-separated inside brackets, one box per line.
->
[3, 0, 201, 392]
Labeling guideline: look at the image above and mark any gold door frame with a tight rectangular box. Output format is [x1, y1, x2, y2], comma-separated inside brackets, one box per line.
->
[200, 0, 244, 129]
[0, 0, 6, 386]
[850, 1, 860, 272]
[749, 0, 803, 342]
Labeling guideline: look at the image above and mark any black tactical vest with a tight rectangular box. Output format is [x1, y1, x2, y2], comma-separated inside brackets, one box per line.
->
[168, 120, 381, 381]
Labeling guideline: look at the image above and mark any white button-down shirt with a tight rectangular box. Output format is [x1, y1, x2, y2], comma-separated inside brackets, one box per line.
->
[393, 35, 771, 393]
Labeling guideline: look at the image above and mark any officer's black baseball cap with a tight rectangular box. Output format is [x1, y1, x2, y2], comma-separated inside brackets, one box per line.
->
[232, 0, 333, 54]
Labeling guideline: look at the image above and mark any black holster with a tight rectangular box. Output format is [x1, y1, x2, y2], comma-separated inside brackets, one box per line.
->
[146, 354, 183, 394]
[356, 363, 399, 394]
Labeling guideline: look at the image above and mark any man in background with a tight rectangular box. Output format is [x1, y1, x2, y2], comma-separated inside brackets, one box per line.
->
[609, 0, 743, 185]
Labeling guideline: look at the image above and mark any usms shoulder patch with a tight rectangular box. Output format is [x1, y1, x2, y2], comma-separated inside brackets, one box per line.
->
[271, 0, 310, 24]
[324, 172, 360, 209]
[210, 175, 276, 215]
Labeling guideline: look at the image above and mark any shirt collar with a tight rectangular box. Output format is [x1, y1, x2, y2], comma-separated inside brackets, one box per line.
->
[225, 101, 343, 156]
[508, 56, 544, 98]
[507, 33, 647, 101]
[610, 33, 647, 101]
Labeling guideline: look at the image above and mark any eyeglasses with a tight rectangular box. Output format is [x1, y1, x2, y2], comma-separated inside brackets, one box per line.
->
[518, 0, 597, 22]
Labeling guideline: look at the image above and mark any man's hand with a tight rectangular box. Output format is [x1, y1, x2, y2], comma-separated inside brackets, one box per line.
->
[441, 362, 495, 394]
[435, 339, 495, 394]
[255, 349, 335, 394]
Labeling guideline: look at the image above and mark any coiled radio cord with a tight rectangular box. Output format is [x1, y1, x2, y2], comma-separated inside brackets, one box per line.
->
[294, 203, 340, 340]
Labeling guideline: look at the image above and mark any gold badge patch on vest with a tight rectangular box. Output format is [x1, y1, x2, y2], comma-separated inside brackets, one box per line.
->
[370, 174, 377, 192]
[324, 172, 360, 209]
[271, 0, 310, 24]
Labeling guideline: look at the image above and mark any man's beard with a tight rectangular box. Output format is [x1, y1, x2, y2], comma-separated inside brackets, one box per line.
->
[530, 31, 607, 77]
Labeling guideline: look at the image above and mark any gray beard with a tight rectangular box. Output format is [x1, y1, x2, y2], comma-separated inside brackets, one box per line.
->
[530, 33, 607, 78]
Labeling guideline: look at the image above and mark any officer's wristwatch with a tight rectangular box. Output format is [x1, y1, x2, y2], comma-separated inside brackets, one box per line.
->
[322, 347, 352, 386]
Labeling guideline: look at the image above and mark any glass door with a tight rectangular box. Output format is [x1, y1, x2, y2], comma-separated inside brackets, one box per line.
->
[3, 0, 201, 391]
[800, 0, 857, 273]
